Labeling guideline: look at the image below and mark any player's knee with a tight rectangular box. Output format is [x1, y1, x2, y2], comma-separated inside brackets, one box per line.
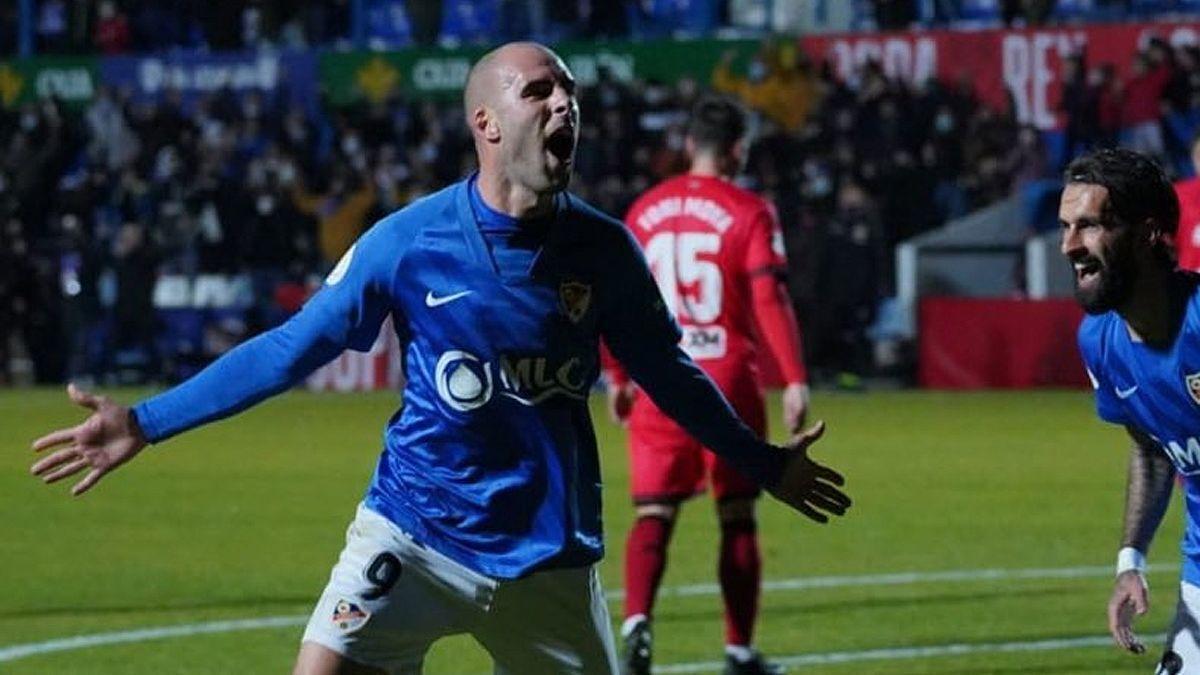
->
[635, 501, 679, 522]
[716, 497, 756, 525]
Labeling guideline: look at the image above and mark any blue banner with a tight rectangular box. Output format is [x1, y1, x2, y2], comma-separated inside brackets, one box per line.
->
[99, 51, 318, 113]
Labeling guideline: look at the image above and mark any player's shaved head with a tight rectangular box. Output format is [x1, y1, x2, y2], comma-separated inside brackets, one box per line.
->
[463, 41, 579, 209]
[464, 42, 561, 124]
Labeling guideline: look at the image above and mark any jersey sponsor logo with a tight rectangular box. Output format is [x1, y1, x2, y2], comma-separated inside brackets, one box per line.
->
[325, 244, 356, 286]
[331, 599, 370, 633]
[1115, 384, 1139, 399]
[558, 281, 591, 323]
[681, 325, 727, 360]
[435, 350, 494, 412]
[425, 289, 473, 307]
[1187, 372, 1200, 406]
[1161, 436, 1200, 475]
[434, 349, 590, 411]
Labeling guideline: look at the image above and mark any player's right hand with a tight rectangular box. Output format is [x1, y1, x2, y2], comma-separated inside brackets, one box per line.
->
[30, 383, 148, 497]
[1107, 570, 1149, 654]
[767, 421, 851, 523]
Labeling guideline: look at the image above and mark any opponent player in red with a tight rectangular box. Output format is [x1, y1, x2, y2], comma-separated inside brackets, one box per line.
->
[1173, 130, 1200, 272]
[605, 95, 810, 675]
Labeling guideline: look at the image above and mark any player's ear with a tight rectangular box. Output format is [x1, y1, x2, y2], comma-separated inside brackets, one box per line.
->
[475, 107, 501, 143]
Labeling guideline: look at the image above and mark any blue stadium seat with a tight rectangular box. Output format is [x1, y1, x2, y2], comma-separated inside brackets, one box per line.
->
[629, 0, 719, 39]
[441, 0, 499, 44]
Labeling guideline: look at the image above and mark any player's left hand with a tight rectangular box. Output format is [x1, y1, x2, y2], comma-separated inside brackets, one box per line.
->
[607, 382, 636, 426]
[1107, 570, 1150, 654]
[767, 420, 851, 523]
[30, 383, 148, 496]
[782, 382, 809, 433]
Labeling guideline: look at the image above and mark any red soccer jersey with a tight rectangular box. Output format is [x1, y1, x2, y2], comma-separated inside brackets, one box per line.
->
[621, 174, 799, 389]
[1177, 178, 1200, 273]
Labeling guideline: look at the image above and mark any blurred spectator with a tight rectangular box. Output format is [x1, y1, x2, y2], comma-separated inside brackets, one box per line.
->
[407, 0, 443, 47]
[1122, 52, 1171, 163]
[36, 0, 69, 53]
[814, 181, 883, 389]
[93, 0, 132, 54]
[0, 3, 17, 56]
[872, 0, 916, 30]
[111, 221, 159, 374]
[1000, 0, 1056, 26]
[712, 42, 817, 133]
[291, 163, 378, 267]
[1095, 63, 1122, 149]
[1060, 53, 1097, 162]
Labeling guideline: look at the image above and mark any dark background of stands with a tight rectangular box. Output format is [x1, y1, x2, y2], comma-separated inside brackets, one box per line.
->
[2, 0, 1200, 388]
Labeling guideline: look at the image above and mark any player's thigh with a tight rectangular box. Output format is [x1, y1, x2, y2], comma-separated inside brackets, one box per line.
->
[1157, 581, 1200, 674]
[628, 418, 706, 503]
[477, 565, 618, 675]
[707, 391, 766, 502]
[301, 506, 466, 673]
[293, 641, 388, 675]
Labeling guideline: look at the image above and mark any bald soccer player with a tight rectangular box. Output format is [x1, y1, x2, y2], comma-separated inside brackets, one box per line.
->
[29, 43, 850, 675]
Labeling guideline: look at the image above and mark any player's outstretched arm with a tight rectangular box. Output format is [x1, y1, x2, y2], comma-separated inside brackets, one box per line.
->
[30, 384, 148, 496]
[764, 421, 849, 523]
[1106, 426, 1174, 654]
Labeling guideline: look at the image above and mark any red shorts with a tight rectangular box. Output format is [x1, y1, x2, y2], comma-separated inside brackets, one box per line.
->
[626, 381, 765, 504]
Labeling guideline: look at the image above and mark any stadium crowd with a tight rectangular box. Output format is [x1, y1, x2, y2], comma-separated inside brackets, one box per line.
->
[5, 4, 1200, 387]
[7, 0, 1200, 57]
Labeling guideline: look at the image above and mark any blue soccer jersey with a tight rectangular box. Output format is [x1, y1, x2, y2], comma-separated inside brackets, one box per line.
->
[132, 177, 784, 579]
[1078, 281, 1200, 584]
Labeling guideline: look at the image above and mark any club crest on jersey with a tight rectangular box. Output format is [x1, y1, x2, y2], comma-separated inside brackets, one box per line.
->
[559, 281, 591, 324]
[1187, 372, 1200, 405]
[331, 599, 370, 633]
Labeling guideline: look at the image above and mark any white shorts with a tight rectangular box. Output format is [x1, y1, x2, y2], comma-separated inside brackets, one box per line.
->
[1157, 581, 1200, 674]
[302, 504, 618, 674]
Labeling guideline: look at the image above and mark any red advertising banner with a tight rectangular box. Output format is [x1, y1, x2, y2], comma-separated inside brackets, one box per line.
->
[306, 317, 405, 393]
[799, 20, 1200, 130]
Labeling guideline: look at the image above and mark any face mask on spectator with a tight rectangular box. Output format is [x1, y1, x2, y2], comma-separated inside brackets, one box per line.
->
[256, 194, 276, 215]
[20, 112, 38, 131]
[342, 134, 362, 157]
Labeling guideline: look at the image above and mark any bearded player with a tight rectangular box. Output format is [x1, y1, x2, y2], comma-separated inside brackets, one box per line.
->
[605, 95, 809, 675]
[1064, 148, 1200, 674]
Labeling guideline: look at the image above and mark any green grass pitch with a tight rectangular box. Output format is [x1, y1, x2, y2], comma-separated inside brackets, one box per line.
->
[0, 387, 1185, 673]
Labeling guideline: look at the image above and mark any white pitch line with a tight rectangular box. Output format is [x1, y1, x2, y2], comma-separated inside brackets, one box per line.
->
[601, 562, 1176, 600]
[0, 616, 307, 663]
[0, 563, 1177, 664]
[653, 633, 1170, 673]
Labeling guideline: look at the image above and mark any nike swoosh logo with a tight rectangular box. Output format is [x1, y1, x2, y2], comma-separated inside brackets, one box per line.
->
[425, 290, 473, 307]
[1116, 385, 1139, 399]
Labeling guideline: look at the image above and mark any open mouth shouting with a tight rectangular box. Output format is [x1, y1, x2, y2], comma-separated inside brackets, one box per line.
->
[546, 124, 576, 167]
[1073, 256, 1103, 288]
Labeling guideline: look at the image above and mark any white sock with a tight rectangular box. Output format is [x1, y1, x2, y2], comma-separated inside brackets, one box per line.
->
[725, 644, 756, 663]
[621, 614, 648, 638]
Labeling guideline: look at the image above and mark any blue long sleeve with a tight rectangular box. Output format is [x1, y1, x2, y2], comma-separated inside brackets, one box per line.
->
[133, 220, 402, 443]
[600, 225, 786, 488]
